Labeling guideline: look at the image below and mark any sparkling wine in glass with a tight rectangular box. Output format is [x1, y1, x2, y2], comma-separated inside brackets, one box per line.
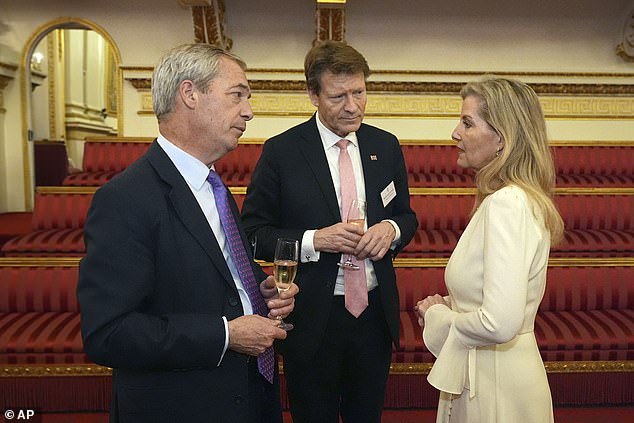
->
[273, 238, 299, 331]
[337, 199, 367, 271]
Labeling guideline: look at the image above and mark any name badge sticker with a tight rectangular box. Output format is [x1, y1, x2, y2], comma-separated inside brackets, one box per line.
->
[381, 181, 397, 208]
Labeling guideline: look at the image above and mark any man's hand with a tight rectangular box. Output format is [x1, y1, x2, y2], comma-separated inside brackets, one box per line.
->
[260, 275, 299, 319]
[313, 222, 363, 253]
[227, 315, 287, 356]
[353, 221, 395, 261]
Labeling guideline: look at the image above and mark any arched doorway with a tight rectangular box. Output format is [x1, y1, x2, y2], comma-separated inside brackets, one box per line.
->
[20, 17, 122, 209]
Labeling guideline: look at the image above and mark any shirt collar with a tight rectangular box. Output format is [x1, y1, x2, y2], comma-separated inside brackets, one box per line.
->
[315, 111, 359, 151]
[156, 134, 211, 191]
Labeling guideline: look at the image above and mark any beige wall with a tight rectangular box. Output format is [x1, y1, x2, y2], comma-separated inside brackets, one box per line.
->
[0, 0, 633, 211]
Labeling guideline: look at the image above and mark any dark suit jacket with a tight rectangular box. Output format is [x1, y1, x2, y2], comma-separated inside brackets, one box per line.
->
[241, 115, 417, 361]
[77, 141, 277, 423]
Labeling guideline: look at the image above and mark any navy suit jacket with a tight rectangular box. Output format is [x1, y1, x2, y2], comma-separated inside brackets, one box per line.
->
[78, 141, 277, 423]
[241, 115, 417, 361]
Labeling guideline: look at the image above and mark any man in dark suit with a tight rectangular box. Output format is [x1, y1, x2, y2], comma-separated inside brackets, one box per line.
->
[77, 44, 298, 423]
[241, 41, 417, 423]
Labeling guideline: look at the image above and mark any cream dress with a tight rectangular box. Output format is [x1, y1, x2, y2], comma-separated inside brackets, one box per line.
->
[423, 186, 554, 423]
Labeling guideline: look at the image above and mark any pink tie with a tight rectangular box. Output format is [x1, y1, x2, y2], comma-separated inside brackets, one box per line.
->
[337, 139, 368, 318]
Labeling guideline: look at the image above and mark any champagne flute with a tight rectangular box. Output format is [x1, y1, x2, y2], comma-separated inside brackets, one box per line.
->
[273, 238, 299, 331]
[337, 199, 367, 271]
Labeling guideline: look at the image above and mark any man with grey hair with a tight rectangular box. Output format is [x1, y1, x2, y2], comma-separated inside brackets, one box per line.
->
[78, 43, 297, 423]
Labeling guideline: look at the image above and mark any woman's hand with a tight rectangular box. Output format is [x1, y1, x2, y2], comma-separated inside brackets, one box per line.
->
[414, 294, 449, 327]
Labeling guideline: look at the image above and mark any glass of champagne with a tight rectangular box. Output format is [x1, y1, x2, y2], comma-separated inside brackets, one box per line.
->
[337, 199, 367, 271]
[273, 238, 299, 331]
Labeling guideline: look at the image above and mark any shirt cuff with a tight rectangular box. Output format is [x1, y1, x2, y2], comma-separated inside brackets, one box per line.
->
[301, 230, 320, 263]
[217, 316, 229, 367]
[382, 219, 401, 249]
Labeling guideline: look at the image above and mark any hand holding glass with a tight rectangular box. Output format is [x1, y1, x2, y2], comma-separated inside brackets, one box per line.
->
[273, 238, 298, 331]
[337, 199, 366, 271]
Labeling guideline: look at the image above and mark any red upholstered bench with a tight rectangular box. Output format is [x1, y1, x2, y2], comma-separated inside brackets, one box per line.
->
[63, 138, 152, 187]
[390, 260, 634, 407]
[553, 144, 634, 188]
[215, 142, 263, 186]
[402, 189, 634, 258]
[401, 141, 634, 188]
[63, 138, 264, 187]
[0, 188, 94, 257]
[0, 188, 245, 257]
[394, 264, 634, 364]
[0, 261, 86, 364]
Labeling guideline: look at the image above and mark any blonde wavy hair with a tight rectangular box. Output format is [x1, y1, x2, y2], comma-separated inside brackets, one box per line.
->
[461, 76, 564, 244]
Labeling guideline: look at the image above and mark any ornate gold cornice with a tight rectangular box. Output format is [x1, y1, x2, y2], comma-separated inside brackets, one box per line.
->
[125, 78, 152, 90]
[1, 360, 631, 377]
[248, 68, 634, 79]
[190, 0, 232, 49]
[248, 80, 634, 96]
[115, 77, 634, 97]
[315, 1, 346, 44]
[616, 6, 634, 62]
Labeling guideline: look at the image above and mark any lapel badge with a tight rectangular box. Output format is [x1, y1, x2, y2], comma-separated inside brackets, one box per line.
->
[370, 154, 378, 161]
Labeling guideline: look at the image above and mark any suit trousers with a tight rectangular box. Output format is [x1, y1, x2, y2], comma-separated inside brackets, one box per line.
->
[283, 288, 392, 423]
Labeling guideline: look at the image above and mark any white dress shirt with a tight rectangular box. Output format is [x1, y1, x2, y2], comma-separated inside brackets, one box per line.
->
[300, 112, 402, 295]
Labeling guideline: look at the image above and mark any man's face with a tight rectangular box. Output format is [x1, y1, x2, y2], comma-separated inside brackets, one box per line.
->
[308, 71, 367, 138]
[192, 57, 253, 163]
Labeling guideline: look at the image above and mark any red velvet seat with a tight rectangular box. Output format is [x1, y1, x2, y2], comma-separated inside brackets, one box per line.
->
[0, 264, 88, 364]
[63, 140, 151, 186]
[392, 265, 634, 364]
[1, 190, 93, 257]
[401, 192, 634, 258]
[402, 143, 634, 188]
[62, 140, 264, 187]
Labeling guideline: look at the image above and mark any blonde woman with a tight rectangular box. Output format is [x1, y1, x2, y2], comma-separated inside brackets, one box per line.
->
[415, 76, 564, 422]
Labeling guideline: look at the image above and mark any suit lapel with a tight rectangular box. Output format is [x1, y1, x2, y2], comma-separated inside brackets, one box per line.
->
[298, 116, 342, 221]
[146, 142, 237, 289]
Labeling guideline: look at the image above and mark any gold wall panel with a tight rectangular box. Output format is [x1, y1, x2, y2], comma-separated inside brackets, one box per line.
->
[250, 91, 634, 119]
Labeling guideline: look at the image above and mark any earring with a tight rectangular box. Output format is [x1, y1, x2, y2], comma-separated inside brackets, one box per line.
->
[495, 149, 501, 157]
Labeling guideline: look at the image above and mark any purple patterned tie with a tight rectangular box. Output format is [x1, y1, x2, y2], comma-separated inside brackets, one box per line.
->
[207, 169, 275, 384]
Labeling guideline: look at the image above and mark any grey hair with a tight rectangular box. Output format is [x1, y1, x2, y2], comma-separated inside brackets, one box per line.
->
[151, 43, 247, 121]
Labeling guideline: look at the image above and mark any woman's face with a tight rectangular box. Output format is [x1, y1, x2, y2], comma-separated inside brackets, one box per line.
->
[451, 95, 503, 171]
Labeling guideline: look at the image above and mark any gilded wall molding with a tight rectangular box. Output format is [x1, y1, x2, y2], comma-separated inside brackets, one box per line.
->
[2, 360, 632, 377]
[190, 0, 232, 49]
[0, 75, 11, 111]
[616, 6, 634, 62]
[249, 80, 634, 96]
[315, 0, 346, 44]
[249, 91, 634, 119]
[126, 78, 152, 90]
[1, 254, 631, 269]
[0, 63, 16, 112]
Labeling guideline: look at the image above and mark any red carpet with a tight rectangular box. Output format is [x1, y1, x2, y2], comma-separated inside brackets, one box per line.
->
[30, 407, 634, 422]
